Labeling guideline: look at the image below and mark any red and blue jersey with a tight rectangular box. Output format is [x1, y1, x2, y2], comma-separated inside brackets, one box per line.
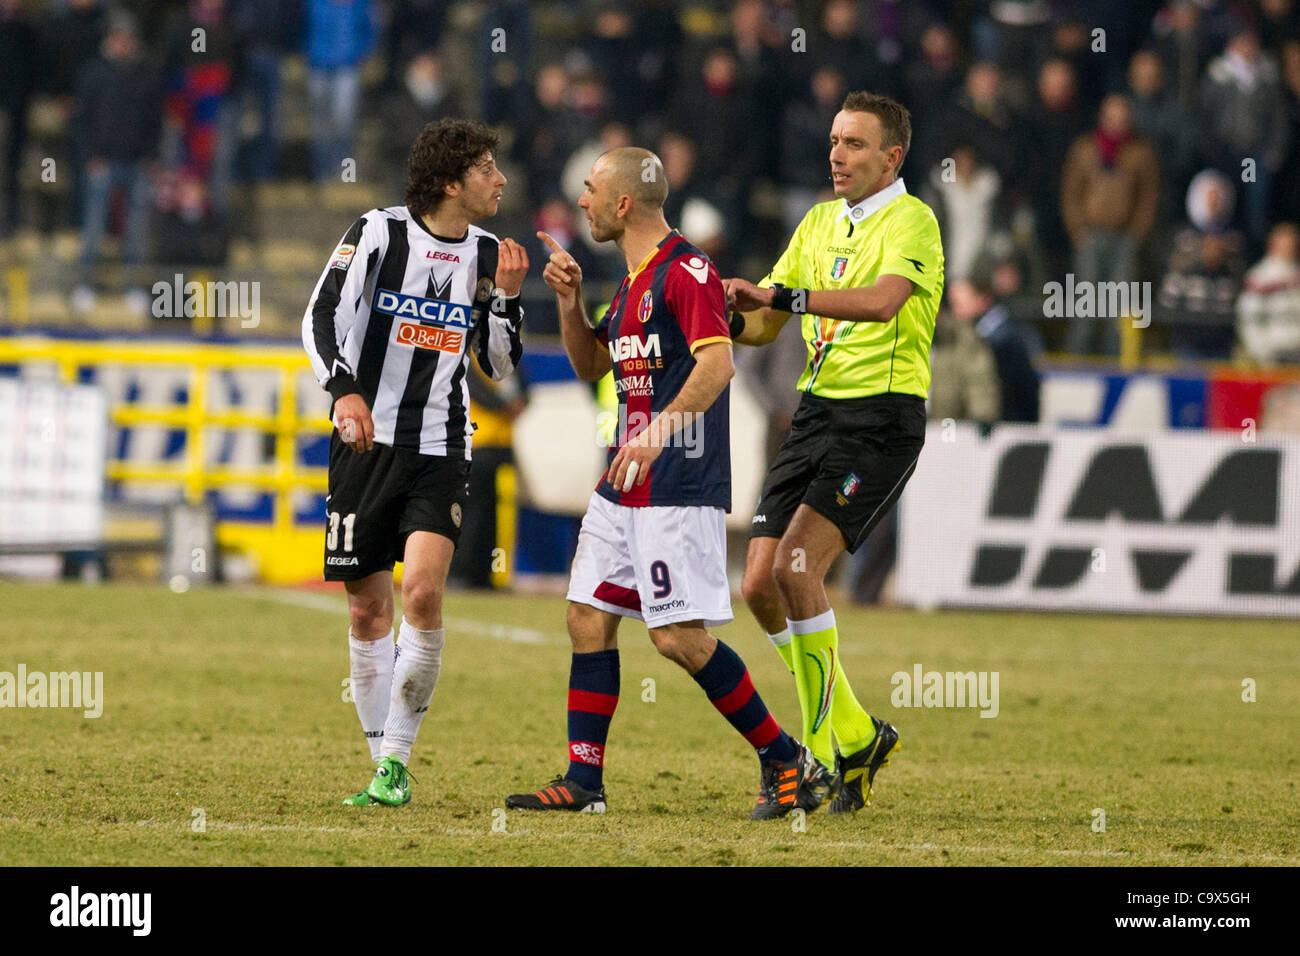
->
[594, 231, 732, 510]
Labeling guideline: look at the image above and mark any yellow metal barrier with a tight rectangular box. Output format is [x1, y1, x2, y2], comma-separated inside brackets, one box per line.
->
[0, 336, 521, 586]
[0, 336, 330, 583]
[492, 464, 516, 589]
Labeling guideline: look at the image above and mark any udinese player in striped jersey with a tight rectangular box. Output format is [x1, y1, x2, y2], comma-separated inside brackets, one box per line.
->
[302, 119, 530, 807]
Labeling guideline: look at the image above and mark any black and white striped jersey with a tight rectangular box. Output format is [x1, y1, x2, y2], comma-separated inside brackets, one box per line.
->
[302, 204, 524, 459]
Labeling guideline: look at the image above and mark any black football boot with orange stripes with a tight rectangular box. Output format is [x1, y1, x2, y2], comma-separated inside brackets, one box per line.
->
[506, 776, 607, 813]
[749, 743, 810, 820]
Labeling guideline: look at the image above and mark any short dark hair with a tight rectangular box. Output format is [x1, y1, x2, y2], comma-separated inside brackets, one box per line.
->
[841, 91, 912, 169]
[405, 118, 500, 216]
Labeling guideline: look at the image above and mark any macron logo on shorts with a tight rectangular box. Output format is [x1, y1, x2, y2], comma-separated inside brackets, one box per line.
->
[645, 598, 686, 615]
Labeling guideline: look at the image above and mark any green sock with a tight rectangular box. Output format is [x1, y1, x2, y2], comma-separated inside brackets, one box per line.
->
[788, 611, 840, 769]
[829, 660, 877, 756]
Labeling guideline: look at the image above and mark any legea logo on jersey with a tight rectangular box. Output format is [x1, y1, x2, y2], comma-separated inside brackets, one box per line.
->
[609, 333, 663, 371]
[396, 321, 464, 353]
[375, 289, 472, 328]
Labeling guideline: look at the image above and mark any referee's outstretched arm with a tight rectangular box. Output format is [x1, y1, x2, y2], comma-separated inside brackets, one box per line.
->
[724, 273, 916, 346]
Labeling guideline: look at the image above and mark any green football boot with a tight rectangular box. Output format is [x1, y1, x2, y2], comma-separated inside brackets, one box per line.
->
[341, 790, 378, 807]
[362, 755, 413, 806]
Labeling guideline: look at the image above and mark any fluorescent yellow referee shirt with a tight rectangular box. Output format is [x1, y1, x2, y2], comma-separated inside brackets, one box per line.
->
[761, 178, 944, 399]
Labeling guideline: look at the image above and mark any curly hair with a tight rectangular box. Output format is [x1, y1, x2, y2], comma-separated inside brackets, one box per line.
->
[405, 119, 501, 217]
[841, 91, 912, 168]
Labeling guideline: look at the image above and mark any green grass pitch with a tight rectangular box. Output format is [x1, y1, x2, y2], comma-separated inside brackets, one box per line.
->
[1, 582, 1295, 866]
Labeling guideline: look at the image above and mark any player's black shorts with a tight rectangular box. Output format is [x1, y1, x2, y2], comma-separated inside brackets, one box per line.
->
[323, 433, 471, 581]
[750, 392, 926, 554]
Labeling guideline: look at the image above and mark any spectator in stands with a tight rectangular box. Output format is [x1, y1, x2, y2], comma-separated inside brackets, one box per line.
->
[379, 51, 462, 196]
[669, 47, 758, 221]
[554, 71, 613, 185]
[921, 142, 1002, 283]
[40, 0, 105, 230]
[478, 0, 531, 126]
[1061, 93, 1160, 356]
[304, 0, 374, 183]
[951, 254, 1042, 423]
[0, 0, 38, 237]
[659, 130, 732, 271]
[1126, 49, 1197, 227]
[160, 0, 240, 218]
[970, 0, 1051, 77]
[231, 0, 301, 183]
[43, 0, 107, 100]
[779, 66, 845, 233]
[731, 0, 785, 162]
[71, 9, 162, 316]
[380, 0, 447, 93]
[1200, 28, 1288, 252]
[815, 0, 874, 92]
[1237, 222, 1300, 365]
[1024, 58, 1089, 280]
[1159, 169, 1247, 359]
[1150, 1, 1217, 108]
[511, 63, 581, 207]
[985, 239, 1045, 328]
[930, 306, 1002, 428]
[904, 24, 964, 180]
[1277, 40, 1300, 226]
[582, 1, 680, 123]
[936, 62, 1023, 183]
[1261, 0, 1300, 55]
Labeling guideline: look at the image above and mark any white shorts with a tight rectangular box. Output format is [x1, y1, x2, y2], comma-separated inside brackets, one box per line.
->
[566, 492, 733, 630]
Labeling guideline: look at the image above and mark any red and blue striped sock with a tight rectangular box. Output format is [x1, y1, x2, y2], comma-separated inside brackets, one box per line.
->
[566, 649, 620, 791]
[692, 640, 798, 762]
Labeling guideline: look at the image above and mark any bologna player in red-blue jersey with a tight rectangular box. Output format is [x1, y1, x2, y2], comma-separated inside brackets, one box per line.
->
[506, 147, 812, 818]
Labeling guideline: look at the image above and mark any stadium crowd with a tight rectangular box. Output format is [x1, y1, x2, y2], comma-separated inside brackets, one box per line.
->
[1, 0, 1298, 368]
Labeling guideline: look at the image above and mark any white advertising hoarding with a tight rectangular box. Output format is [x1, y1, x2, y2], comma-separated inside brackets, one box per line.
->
[0, 379, 108, 560]
[897, 423, 1300, 617]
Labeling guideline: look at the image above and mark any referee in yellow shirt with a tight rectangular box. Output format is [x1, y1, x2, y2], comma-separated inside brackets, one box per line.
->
[725, 91, 944, 815]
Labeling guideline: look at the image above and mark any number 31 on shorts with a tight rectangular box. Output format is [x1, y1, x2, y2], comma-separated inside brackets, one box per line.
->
[327, 511, 356, 551]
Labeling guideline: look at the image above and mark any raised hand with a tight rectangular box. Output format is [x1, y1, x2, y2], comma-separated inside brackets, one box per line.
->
[495, 237, 530, 296]
[537, 231, 583, 303]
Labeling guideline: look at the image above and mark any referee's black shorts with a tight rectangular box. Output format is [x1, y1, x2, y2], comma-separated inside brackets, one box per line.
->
[750, 392, 926, 554]
[323, 432, 470, 581]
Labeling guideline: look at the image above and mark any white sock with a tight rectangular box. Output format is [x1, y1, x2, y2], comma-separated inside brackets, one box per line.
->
[767, 627, 792, 649]
[349, 629, 395, 761]
[379, 618, 445, 764]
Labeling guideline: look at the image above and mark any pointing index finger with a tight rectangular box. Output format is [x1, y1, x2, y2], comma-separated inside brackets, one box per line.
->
[536, 231, 564, 255]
